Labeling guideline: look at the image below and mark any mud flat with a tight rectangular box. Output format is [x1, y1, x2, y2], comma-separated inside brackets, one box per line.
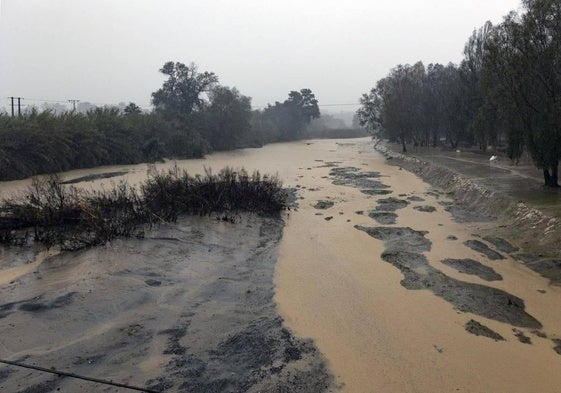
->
[0, 215, 332, 391]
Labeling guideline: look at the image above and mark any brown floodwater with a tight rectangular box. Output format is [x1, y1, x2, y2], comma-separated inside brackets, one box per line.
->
[1, 138, 561, 392]
[273, 139, 561, 392]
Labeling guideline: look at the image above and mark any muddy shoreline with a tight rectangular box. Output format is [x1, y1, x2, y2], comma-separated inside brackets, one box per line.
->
[0, 214, 333, 392]
[374, 140, 561, 285]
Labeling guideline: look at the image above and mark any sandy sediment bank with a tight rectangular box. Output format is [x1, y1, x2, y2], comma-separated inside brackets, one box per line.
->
[0, 213, 333, 392]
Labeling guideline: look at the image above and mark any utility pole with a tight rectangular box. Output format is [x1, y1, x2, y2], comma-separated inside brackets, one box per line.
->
[68, 99, 80, 111]
[8, 97, 22, 117]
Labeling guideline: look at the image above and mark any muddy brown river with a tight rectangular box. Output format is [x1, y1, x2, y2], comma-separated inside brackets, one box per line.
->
[1, 138, 561, 392]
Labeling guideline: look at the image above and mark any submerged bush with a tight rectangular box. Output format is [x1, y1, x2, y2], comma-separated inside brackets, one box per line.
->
[0, 167, 287, 250]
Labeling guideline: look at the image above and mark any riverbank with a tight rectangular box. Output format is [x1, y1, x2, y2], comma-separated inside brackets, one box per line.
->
[374, 140, 561, 283]
[0, 214, 333, 392]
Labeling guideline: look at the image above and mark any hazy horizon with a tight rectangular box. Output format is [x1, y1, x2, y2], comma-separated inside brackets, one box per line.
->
[0, 0, 521, 113]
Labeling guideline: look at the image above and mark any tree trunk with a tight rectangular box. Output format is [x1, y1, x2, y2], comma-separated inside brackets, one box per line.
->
[551, 164, 559, 187]
[401, 138, 407, 153]
[543, 164, 559, 187]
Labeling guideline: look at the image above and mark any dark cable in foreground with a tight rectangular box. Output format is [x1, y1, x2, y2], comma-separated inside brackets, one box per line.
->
[0, 358, 160, 393]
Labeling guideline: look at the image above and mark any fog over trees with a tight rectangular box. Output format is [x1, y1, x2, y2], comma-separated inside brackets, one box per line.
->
[358, 0, 561, 187]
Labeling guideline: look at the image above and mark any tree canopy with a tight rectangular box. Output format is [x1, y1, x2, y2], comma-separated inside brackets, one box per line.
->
[357, 0, 561, 186]
[0, 60, 322, 181]
[263, 88, 320, 141]
[151, 61, 219, 115]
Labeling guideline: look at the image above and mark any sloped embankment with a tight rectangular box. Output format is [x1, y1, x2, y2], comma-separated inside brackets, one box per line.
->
[374, 140, 561, 283]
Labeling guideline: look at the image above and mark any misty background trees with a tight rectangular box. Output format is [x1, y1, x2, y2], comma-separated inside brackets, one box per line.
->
[358, 0, 561, 186]
[0, 61, 327, 181]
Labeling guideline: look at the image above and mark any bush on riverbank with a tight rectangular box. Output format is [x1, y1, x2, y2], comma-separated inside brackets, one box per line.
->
[0, 167, 287, 250]
[0, 109, 208, 180]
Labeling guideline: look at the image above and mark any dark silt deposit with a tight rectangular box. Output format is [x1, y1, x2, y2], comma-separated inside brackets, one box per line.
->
[407, 195, 425, 202]
[513, 329, 532, 344]
[441, 258, 503, 281]
[368, 211, 398, 225]
[360, 189, 393, 196]
[464, 240, 505, 260]
[413, 205, 437, 213]
[465, 319, 505, 341]
[0, 214, 333, 392]
[380, 250, 541, 328]
[552, 339, 561, 355]
[482, 236, 519, 254]
[355, 225, 542, 329]
[355, 226, 430, 253]
[314, 200, 334, 210]
[329, 166, 391, 194]
[374, 197, 409, 212]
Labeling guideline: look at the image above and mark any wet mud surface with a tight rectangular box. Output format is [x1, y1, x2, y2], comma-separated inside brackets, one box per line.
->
[314, 200, 334, 210]
[367, 211, 397, 225]
[356, 225, 542, 328]
[441, 258, 503, 281]
[0, 214, 333, 392]
[465, 319, 505, 341]
[464, 240, 505, 260]
[482, 236, 519, 254]
[355, 226, 430, 253]
[513, 328, 532, 344]
[413, 205, 436, 213]
[329, 167, 390, 195]
[374, 197, 409, 212]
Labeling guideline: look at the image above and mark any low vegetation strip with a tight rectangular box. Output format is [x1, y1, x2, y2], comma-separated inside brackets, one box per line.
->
[0, 167, 287, 250]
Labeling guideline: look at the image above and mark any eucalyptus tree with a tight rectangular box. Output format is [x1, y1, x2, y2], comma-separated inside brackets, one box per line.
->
[484, 0, 561, 186]
[205, 86, 252, 150]
[151, 61, 219, 115]
[461, 21, 496, 150]
[263, 89, 320, 141]
[358, 62, 426, 152]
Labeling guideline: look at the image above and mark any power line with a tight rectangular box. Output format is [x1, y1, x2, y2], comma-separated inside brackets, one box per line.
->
[3, 97, 154, 110]
[68, 99, 80, 110]
[0, 358, 160, 393]
[8, 97, 23, 117]
[15, 97, 69, 104]
[252, 102, 361, 108]
[3, 96, 360, 111]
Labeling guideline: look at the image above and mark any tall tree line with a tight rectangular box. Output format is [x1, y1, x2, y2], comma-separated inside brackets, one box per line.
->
[358, 0, 561, 186]
[0, 61, 320, 181]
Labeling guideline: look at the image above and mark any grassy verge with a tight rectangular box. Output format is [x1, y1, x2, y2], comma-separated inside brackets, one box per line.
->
[0, 167, 287, 250]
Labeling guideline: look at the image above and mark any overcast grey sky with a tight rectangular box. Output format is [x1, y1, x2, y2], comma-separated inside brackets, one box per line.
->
[0, 0, 520, 112]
